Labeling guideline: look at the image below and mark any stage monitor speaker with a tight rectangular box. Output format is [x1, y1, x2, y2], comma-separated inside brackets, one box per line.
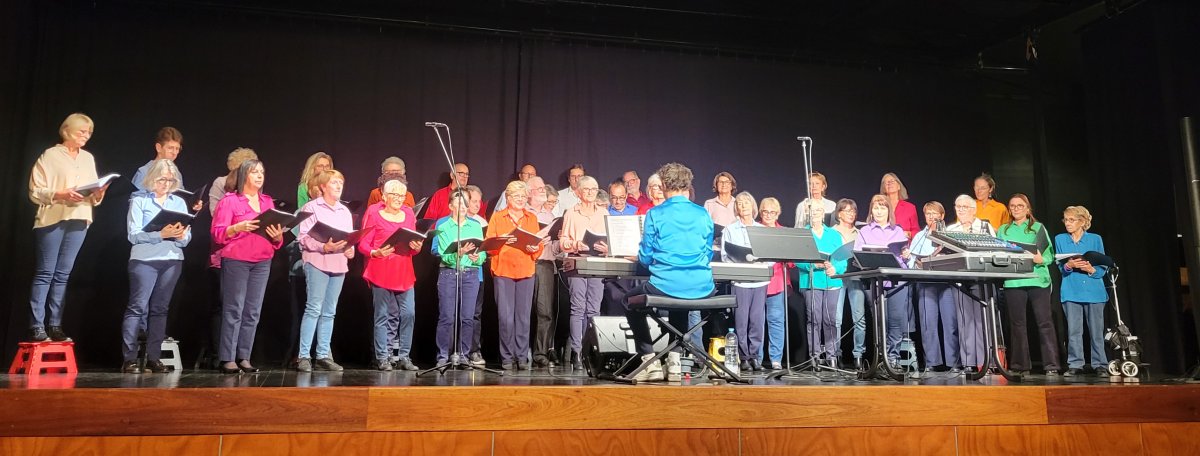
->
[582, 316, 667, 378]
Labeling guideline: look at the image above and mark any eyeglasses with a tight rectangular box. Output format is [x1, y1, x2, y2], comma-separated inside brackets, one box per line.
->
[384, 192, 404, 198]
[761, 210, 780, 215]
[609, 194, 626, 200]
[581, 187, 599, 192]
[1062, 217, 1080, 223]
[954, 205, 973, 210]
[155, 178, 178, 184]
[1009, 203, 1028, 209]
[455, 171, 470, 177]
[716, 180, 732, 185]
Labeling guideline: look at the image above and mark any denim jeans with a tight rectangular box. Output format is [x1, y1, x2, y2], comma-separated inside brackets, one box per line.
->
[837, 280, 867, 359]
[122, 260, 183, 362]
[764, 292, 786, 364]
[220, 258, 271, 362]
[300, 263, 345, 360]
[437, 267, 480, 361]
[1063, 301, 1107, 370]
[371, 285, 415, 362]
[29, 220, 88, 328]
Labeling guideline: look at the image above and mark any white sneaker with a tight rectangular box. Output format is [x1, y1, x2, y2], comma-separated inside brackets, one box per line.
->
[665, 352, 682, 382]
[633, 354, 665, 382]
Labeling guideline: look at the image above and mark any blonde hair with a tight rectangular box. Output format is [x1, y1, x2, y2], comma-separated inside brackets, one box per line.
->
[58, 113, 94, 142]
[299, 152, 334, 197]
[810, 172, 827, 186]
[382, 179, 408, 198]
[734, 191, 758, 219]
[226, 147, 258, 171]
[505, 180, 528, 198]
[1063, 206, 1093, 230]
[309, 169, 345, 198]
[923, 201, 945, 215]
[760, 197, 781, 214]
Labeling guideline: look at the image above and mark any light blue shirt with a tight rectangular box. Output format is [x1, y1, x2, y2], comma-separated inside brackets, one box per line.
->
[1055, 231, 1109, 303]
[721, 219, 768, 288]
[131, 160, 184, 192]
[127, 191, 192, 262]
[639, 195, 714, 299]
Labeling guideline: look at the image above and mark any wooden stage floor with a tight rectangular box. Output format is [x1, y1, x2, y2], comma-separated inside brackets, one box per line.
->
[3, 368, 1200, 455]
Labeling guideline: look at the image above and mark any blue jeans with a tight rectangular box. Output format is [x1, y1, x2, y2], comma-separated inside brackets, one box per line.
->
[437, 268, 480, 362]
[300, 263, 345, 360]
[220, 258, 271, 362]
[837, 280, 867, 359]
[765, 292, 786, 364]
[568, 276, 604, 354]
[122, 260, 183, 362]
[371, 285, 415, 362]
[29, 220, 88, 328]
[1063, 301, 1108, 370]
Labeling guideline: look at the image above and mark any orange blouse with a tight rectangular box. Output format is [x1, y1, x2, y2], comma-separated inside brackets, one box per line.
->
[485, 206, 544, 279]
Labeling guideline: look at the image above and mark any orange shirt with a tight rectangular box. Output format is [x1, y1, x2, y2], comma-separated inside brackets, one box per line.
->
[366, 188, 415, 209]
[976, 198, 1011, 231]
[485, 206, 544, 278]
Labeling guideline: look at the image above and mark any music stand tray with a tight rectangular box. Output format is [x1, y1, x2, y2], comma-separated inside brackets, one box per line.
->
[744, 226, 823, 264]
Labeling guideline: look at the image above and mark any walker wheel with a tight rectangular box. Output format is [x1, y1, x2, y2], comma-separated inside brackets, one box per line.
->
[1121, 361, 1139, 377]
[1107, 361, 1121, 377]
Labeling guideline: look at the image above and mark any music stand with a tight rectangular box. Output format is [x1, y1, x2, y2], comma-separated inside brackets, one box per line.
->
[740, 227, 837, 379]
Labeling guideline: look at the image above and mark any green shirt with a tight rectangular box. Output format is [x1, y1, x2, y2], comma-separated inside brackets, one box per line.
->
[997, 219, 1053, 288]
[296, 182, 312, 208]
[433, 217, 487, 269]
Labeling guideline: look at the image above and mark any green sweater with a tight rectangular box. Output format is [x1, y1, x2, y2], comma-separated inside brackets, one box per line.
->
[434, 217, 487, 269]
[997, 219, 1053, 288]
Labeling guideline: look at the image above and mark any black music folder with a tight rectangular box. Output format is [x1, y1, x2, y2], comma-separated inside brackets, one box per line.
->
[382, 225, 439, 250]
[509, 227, 546, 251]
[306, 222, 375, 245]
[743, 226, 823, 263]
[581, 230, 608, 255]
[173, 182, 208, 207]
[723, 242, 753, 263]
[538, 217, 564, 240]
[441, 236, 507, 254]
[252, 209, 312, 239]
[143, 209, 195, 232]
[76, 173, 120, 196]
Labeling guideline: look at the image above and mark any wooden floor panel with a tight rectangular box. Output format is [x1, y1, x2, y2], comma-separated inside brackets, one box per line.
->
[222, 431, 493, 456]
[1046, 385, 1200, 424]
[956, 424, 1144, 456]
[367, 385, 1048, 431]
[1140, 422, 1200, 455]
[741, 426, 957, 456]
[0, 435, 220, 456]
[494, 429, 738, 456]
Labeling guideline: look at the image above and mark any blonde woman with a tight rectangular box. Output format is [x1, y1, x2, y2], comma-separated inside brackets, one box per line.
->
[296, 152, 333, 208]
[27, 113, 108, 342]
[1055, 205, 1109, 377]
[721, 191, 766, 371]
[758, 197, 792, 369]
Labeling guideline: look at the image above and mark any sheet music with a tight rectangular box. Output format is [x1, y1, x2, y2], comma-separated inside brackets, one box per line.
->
[604, 215, 643, 257]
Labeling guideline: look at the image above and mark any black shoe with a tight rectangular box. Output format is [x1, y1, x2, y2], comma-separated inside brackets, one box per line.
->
[1045, 369, 1060, 376]
[853, 358, 864, 371]
[219, 362, 242, 374]
[532, 355, 551, 368]
[501, 361, 515, 370]
[1063, 368, 1081, 377]
[740, 360, 751, 371]
[29, 327, 49, 342]
[236, 360, 259, 373]
[750, 359, 763, 371]
[517, 360, 530, 371]
[547, 350, 560, 364]
[571, 351, 583, 370]
[121, 360, 142, 374]
[46, 326, 71, 342]
[144, 360, 170, 373]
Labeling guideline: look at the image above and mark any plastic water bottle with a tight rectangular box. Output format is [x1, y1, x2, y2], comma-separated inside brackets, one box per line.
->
[724, 328, 740, 376]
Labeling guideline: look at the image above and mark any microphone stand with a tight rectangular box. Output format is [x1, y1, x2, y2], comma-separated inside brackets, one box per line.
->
[418, 122, 503, 377]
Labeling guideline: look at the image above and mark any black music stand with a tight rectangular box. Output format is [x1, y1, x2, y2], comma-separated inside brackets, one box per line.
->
[739, 227, 831, 380]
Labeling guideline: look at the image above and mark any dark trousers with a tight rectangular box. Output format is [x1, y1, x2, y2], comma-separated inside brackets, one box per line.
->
[803, 288, 839, 360]
[957, 285, 986, 367]
[122, 260, 183, 362]
[437, 267, 479, 361]
[531, 260, 558, 359]
[471, 270, 486, 354]
[734, 285, 767, 360]
[621, 282, 691, 355]
[918, 283, 960, 368]
[1005, 286, 1060, 371]
[568, 276, 604, 354]
[29, 219, 88, 328]
[495, 276, 535, 363]
[220, 258, 271, 362]
[371, 286, 415, 362]
[204, 267, 222, 363]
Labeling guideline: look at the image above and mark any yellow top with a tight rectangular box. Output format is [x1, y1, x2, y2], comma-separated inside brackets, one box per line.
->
[28, 145, 104, 228]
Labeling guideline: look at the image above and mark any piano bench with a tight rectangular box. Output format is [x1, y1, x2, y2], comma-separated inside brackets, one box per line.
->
[617, 293, 744, 384]
[626, 294, 736, 311]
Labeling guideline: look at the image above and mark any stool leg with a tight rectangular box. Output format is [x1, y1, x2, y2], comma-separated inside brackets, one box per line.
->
[62, 345, 77, 374]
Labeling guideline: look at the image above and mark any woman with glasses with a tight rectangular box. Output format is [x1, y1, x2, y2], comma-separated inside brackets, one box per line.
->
[360, 179, 424, 371]
[366, 157, 415, 208]
[1055, 206, 1109, 377]
[120, 159, 191, 373]
[758, 197, 792, 369]
[831, 198, 866, 369]
[881, 172, 919, 238]
[997, 194, 1060, 376]
[486, 181, 546, 370]
[705, 172, 738, 227]
[854, 195, 912, 368]
[560, 176, 607, 368]
[721, 192, 767, 371]
[909, 201, 961, 372]
[946, 194, 993, 371]
[637, 173, 667, 215]
[797, 199, 846, 368]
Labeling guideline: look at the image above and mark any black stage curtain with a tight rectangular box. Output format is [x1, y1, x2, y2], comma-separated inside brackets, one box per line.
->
[8, 0, 1191, 372]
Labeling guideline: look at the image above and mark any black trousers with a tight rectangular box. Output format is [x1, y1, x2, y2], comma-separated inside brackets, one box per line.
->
[531, 260, 558, 359]
[1004, 286, 1061, 371]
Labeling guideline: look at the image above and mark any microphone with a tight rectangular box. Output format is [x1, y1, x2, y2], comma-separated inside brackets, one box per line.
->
[796, 136, 812, 141]
[424, 122, 446, 127]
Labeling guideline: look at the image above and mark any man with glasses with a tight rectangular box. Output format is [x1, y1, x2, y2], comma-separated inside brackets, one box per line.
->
[366, 157, 416, 208]
[606, 180, 637, 216]
[559, 175, 608, 368]
[424, 163, 485, 220]
[494, 163, 538, 212]
[623, 170, 651, 209]
[556, 164, 587, 217]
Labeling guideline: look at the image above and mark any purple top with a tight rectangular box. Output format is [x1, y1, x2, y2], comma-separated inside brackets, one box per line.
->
[298, 197, 354, 274]
[855, 221, 909, 265]
[211, 192, 283, 263]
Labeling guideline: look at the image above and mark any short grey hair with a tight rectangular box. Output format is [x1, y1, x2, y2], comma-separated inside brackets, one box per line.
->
[381, 156, 405, 173]
[734, 191, 758, 219]
[656, 163, 693, 193]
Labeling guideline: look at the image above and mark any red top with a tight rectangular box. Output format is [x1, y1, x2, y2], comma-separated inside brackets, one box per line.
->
[893, 199, 920, 239]
[763, 220, 794, 295]
[423, 185, 488, 220]
[359, 203, 420, 291]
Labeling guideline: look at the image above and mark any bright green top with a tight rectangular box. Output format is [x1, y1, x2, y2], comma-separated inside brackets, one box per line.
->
[433, 217, 487, 269]
[996, 219, 1053, 288]
[296, 182, 312, 208]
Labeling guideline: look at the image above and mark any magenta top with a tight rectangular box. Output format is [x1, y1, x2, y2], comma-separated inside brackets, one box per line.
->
[211, 192, 283, 263]
[359, 203, 420, 292]
[297, 197, 354, 274]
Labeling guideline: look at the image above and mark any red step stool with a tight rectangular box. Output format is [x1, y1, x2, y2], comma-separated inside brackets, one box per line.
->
[9, 341, 78, 374]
